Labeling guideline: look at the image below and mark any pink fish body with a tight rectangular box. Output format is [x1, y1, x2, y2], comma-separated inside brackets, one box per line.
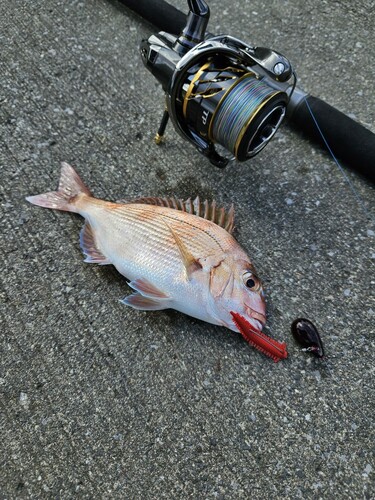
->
[27, 163, 287, 361]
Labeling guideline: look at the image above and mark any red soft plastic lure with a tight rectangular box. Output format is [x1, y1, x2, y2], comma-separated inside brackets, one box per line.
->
[231, 312, 288, 362]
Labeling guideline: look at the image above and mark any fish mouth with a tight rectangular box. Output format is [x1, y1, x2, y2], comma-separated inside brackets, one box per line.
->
[245, 306, 266, 330]
[230, 312, 288, 363]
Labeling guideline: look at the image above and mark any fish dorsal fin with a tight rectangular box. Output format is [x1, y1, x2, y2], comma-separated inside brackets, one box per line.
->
[117, 196, 235, 234]
[80, 222, 111, 265]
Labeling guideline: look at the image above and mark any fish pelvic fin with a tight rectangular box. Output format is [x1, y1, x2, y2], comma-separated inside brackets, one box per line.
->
[120, 293, 170, 311]
[121, 278, 170, 311]
[26, 162, 91, 213]
[128, 278, 169, 299]
[80, 222, 111, 265]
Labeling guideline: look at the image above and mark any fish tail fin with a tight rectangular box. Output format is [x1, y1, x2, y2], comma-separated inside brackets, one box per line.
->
[26, 162, 92, 213]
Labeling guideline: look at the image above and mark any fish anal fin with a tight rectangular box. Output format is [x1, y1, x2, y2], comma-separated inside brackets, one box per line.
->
[167, 224, 202, 278]
[121, 293, 169, 311]
[80, 222, 111, 265]
[128, 278, 169, 299]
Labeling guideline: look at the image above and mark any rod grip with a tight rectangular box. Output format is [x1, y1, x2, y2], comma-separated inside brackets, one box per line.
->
[288, 95, 375, 183]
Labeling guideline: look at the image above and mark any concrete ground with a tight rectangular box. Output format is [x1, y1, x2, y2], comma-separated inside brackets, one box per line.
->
[1, 0, 374, 498]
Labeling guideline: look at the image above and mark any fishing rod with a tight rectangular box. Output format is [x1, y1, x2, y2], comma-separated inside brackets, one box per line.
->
[118, 0, 375, 183]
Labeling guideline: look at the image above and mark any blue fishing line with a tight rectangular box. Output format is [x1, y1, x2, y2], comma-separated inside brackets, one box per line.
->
[303, 96, 374, 225]
[211, 76, 278, 156]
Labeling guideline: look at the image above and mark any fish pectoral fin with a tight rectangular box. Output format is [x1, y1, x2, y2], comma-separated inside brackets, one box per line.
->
[80, 222, 111, 265]
[128, 278, 169, 300]
[166, 224, 202, 278]
[121, 293, 170, 311]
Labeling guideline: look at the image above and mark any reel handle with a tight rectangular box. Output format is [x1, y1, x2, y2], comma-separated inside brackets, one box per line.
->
[173, 0, 209, 55]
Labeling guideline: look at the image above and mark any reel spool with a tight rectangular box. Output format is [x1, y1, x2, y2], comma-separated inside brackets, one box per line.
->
[141, 0, 296, 167]
[182, 62, 287, 161]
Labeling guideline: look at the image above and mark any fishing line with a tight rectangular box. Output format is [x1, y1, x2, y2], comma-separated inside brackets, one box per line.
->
[303, 96, 374, 225]
[210, 75, 282, 158]
[294, 99, 374, 427]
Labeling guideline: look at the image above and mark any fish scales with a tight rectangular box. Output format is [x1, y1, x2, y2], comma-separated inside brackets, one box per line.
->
[83, 207, 193, 285]
[87, 203, 233, 269]
[115, 203, 232, 253]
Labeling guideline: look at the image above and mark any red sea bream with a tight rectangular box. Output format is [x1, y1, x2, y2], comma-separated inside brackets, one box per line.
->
[26, 163, 287, 361]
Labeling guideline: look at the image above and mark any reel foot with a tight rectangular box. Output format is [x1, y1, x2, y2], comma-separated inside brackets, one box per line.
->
[155, 109, 170, 145]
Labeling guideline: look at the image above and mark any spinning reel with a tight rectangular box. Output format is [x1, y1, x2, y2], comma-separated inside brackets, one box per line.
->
[141, 0, 296, 167]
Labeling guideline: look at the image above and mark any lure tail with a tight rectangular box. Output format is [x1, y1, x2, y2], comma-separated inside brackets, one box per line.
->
[26, 162, 91, 212]
[231, 312, 288, 362]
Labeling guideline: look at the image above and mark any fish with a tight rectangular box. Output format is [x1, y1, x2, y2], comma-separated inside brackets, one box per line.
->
[26, 162, 287, 362]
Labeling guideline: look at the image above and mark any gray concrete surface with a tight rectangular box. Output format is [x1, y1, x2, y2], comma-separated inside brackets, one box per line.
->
[1, 0, 374, 498]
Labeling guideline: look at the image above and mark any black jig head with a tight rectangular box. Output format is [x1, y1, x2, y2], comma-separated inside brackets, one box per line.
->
[291, 318, 324, 358]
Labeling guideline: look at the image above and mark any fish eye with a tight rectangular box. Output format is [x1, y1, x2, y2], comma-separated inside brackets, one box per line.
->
[246, 278, 256, 288]
[243, 272, 258, 290]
